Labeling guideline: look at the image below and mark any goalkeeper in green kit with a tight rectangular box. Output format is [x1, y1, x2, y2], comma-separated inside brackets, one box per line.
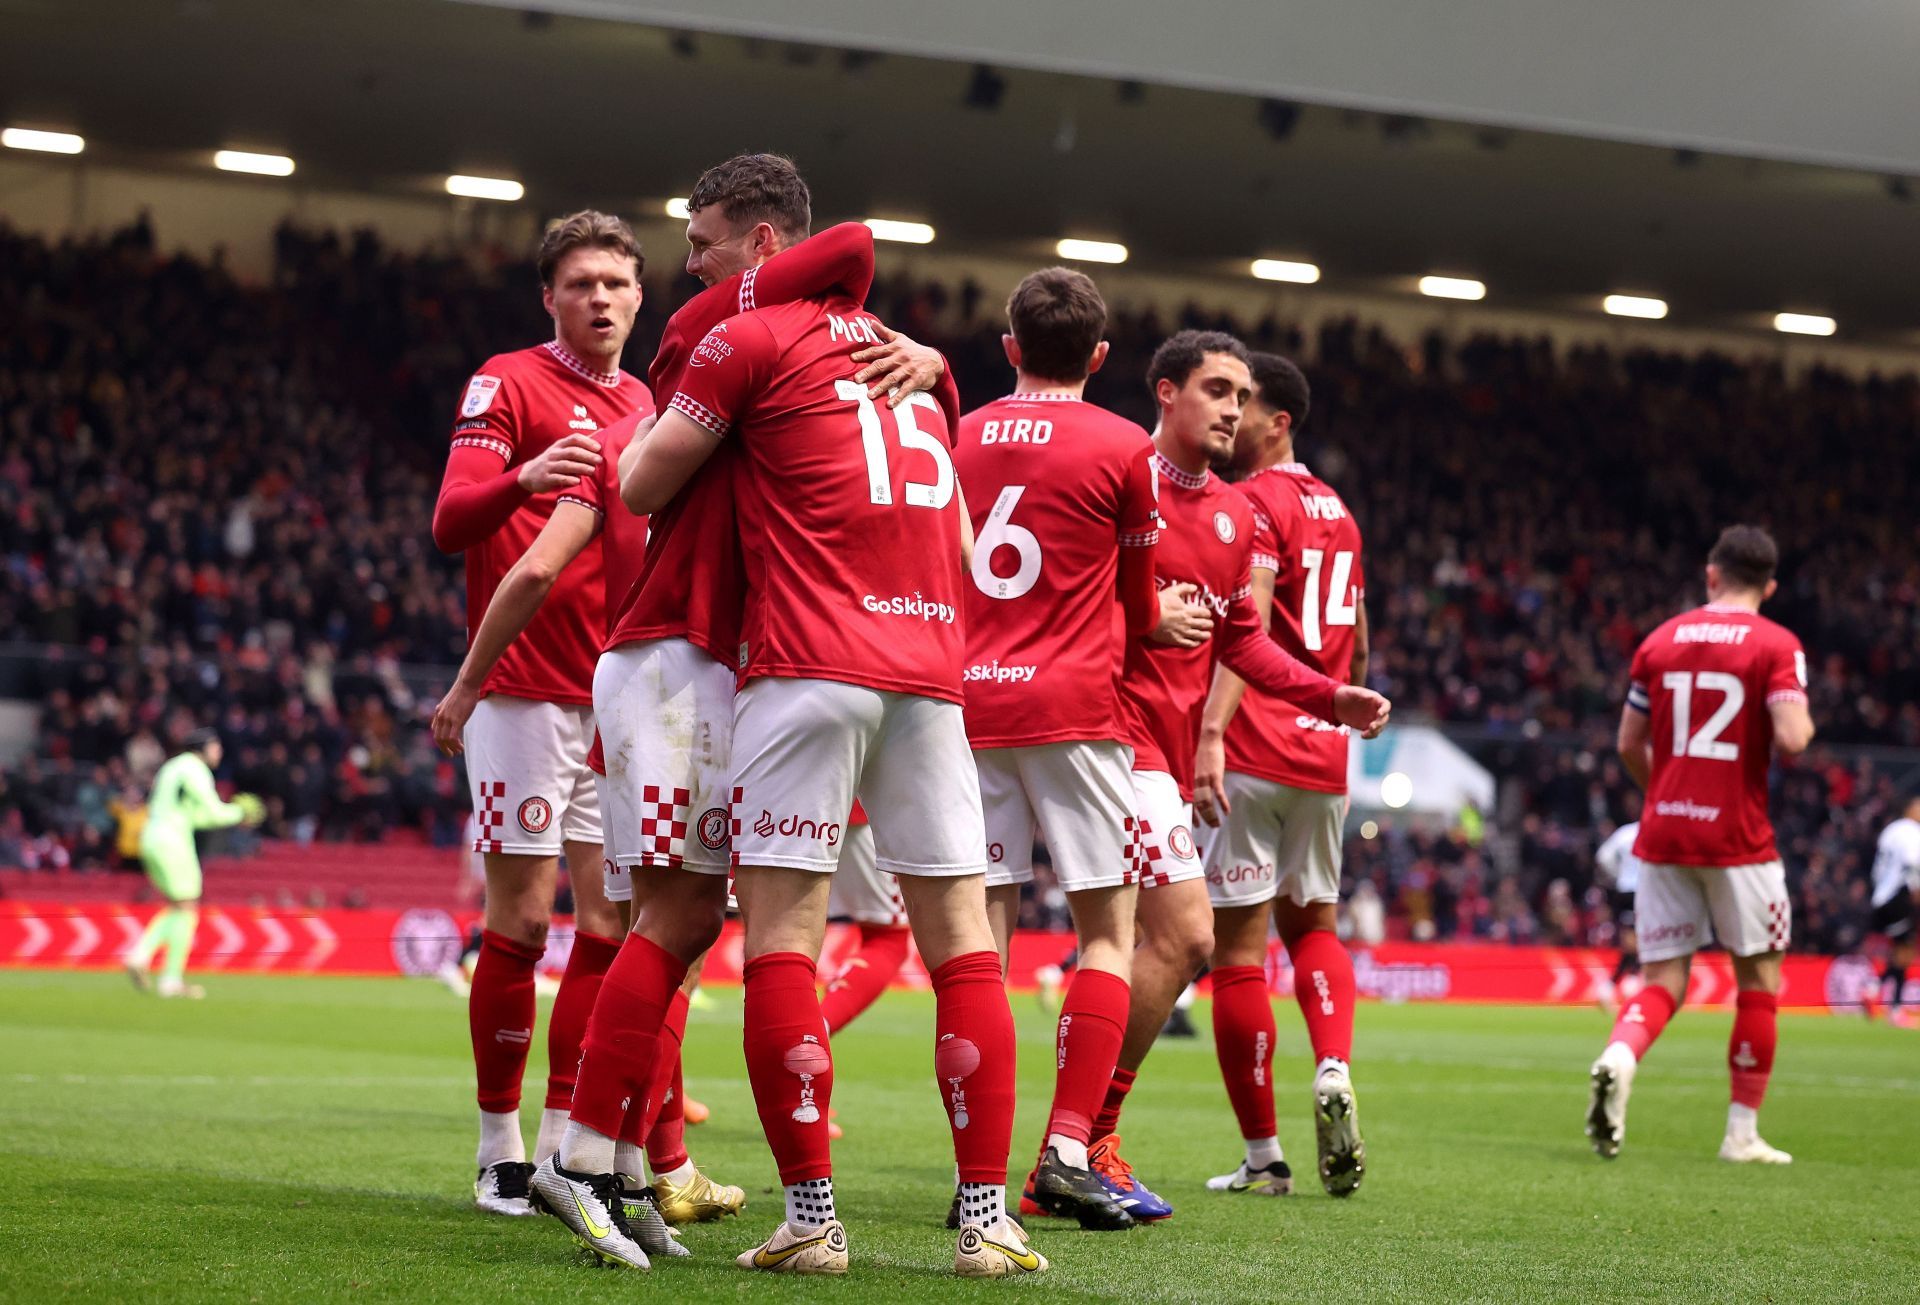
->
[124, 729, 264, 999]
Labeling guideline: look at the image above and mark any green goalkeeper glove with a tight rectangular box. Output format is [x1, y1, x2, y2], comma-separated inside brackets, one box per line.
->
[235, 793, 267, 826]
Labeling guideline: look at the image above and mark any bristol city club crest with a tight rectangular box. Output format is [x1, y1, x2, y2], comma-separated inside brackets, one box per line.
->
[1169, 825, 1197, 860]
[1213, 511, 1236, 543]
[518, 796, 553, 835]
[698, 808, 730, 851]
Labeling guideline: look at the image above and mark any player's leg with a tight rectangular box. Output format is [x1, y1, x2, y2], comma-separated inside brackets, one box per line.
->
[1078, 770, 1206, 1221]
[726, 676, 870, 1275]
[462, 695, 576, 1211]
[975, 748, 1036, 974]
[537, 820, 619, 1164]
[131, 835, 203, 997]
[1006, 741, 1137, 1230]
[1888, 935, 1915, 1023]
[1710, 862, 1792, 1164]
[468, 849, 555, 1207]
[1587, 863, 1699, 1159]
[1200, 771, 1287, 1194]
[536, 643, 737, 1264]
[820, 824, 912, 1034]
[1270, 786, 1364, 1196]
[866, 693, 1043, 1277]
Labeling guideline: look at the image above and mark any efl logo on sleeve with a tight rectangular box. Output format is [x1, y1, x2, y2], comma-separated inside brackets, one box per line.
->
[461, 374, 502, 417]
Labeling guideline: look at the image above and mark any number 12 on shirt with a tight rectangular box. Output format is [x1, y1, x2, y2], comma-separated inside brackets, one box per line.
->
[836, 381, 954, 510]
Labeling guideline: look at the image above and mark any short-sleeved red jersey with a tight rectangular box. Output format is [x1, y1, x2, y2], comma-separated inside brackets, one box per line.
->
[450, 342, 649, 704]
[611, 228, 880, 664]
[670, 298, 966, 702]
[1121, 454, 1261, 795]
[954, 394, 1159, 748]
[1628, 603, 1809, 866]
[1224, 463, 1365, 794]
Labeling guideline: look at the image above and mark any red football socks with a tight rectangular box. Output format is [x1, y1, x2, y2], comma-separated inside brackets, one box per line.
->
[567, 934, 687, 1140]
[544, 930, 620, 1110]
[743, 952, 834, 1184]
[470, 929, 542, 1113]
[1728, 990, 1778, 1109]
[1608, 983, 1678, 1061]
[1091, 1066, 1138, 1140]
[645, 990, 692, 1174]
[1289, 929, 1355, 1065]
[1045, 968, 1130, 1145]
[1210, 964, 1277, 1141]
[821, 924, 913, 1033]
[930, 951, 1017, 1183]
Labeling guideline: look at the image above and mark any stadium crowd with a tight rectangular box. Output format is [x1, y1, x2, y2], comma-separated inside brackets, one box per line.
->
[2, 217, 1913, 952]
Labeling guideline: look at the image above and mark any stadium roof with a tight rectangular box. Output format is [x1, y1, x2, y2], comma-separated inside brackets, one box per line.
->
[4, 0, 1918, 343]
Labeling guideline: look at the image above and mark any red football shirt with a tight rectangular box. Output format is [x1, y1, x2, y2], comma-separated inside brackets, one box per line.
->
[1224, 463, 1365, 794]
[449, 342, 649, 704]
[1628, 603, 1809, 866]
[670, 298, 966, 702]
[610, 226, 879, 665]
[1121, 455, 1256, 795]
[954, 393, 1158, 748]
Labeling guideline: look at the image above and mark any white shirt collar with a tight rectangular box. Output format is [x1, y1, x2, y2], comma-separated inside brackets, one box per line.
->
[1151, 451, 1210, 490]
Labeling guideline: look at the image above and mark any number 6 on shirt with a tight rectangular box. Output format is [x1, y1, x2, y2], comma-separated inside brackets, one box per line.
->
[836, 380, 954, 509]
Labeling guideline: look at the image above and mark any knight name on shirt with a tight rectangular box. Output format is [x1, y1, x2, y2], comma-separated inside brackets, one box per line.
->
[1671, 623, 1753, 645]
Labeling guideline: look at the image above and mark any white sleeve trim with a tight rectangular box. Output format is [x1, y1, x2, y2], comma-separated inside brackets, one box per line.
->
[669, 392, 730, 437]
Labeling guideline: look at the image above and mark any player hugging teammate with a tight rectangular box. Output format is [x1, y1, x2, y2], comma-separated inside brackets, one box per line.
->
[429, 148, 1828, 1277]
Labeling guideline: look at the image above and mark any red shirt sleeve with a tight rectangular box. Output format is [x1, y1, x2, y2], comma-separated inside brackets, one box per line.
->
[431, 369, 529, 553]
[1215, 550, 1340, 721]
[1626, 636, 1653, 713]
[1766, 630, 1809, 705]
[651, 228, 879, 398]
[1115, 444, 1161, 637]
[741, 222, 876, 309]
[668, 316, 776, 438]
[1248, 504, 1282, 574]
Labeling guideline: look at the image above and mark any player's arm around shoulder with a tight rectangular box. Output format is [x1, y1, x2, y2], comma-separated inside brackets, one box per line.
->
[430, 502, 600, 755]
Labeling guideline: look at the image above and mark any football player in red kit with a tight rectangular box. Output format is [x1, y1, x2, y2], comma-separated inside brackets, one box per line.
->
[617, 259, 1042, 1277]
[430, 212, 647, 1214]
[1192, 353, 1369, 1198]
[1587, 525, 1814, 1165]
[954, 268, 1165, 1231]
[1080, 332, 1388, 1222]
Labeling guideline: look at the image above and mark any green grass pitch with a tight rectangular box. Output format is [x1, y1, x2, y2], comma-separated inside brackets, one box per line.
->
[2, 970, 1915, 1301]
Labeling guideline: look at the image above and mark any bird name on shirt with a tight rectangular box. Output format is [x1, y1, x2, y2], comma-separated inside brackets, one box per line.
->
[978, 418, 1053, 445]
[1300, 494, 1346, 520]
[1671, 623, 1752, 645]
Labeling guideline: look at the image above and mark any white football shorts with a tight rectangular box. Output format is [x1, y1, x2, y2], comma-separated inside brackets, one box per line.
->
[729, 677, 988, 878]
[825, 823, 903, 925]
[593, 638, 735, 878]
[465, 695, 600, 856]
[975, 741, 1137, 893]
[1201, 771, 1345, 909]
[1636, 859, 1790, 962]
[1130, 769, 1203, 889]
